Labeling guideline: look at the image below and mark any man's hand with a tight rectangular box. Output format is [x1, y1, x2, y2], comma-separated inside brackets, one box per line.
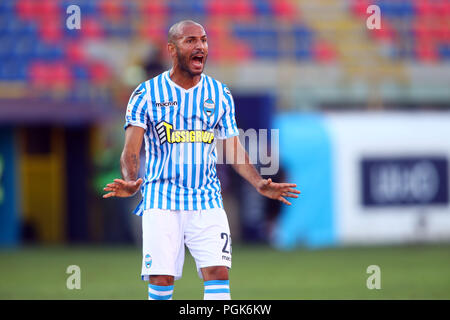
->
[103, 178, 143, 198]
[256, 178, 300, 205]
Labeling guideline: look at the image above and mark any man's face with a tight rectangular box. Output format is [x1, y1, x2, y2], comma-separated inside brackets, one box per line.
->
[171, 24, 208, 77]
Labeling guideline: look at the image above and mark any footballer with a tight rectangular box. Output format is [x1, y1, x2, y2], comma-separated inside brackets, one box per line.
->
[103, 20, 300, 300]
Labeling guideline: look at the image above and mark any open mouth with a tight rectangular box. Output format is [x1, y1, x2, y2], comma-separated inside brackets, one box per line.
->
[191, 54, 204, 68]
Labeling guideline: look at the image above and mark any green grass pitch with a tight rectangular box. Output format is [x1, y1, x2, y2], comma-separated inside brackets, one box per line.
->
[0, 244, 449, 299]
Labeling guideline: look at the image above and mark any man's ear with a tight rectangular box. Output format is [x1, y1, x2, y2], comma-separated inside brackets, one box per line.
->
[167, 43, 176, 58]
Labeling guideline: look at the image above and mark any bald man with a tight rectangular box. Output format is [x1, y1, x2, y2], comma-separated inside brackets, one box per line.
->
[103, 20, 300, 300]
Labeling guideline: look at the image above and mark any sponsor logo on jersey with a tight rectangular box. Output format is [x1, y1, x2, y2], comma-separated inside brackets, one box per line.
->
[156, 101, 178, 107]
[156, 121, 214, 144]
[203, 99, 215, 117]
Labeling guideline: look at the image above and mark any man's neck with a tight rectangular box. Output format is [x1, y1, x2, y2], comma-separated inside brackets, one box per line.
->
[169, 67, 202, 90]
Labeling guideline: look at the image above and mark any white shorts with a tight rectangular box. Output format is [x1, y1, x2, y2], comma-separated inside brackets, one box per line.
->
[141, 207, 232, 281]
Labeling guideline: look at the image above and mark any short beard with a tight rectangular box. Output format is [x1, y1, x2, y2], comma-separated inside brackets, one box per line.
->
[175, 46, 202, 78]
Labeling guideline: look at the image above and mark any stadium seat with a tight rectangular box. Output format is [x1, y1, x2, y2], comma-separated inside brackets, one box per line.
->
[15, 0, 36, 21]
[229, 0, 255, 22]
[81, 18, 104, 39]
[141, 0, 169, 17]
[1, 0, 448, 103]
[88, 62, 111, 85]
[98, 0, 127, 22]
[253, 0, 272, 16]
[39, 19, 63, 44]
[415, 40, 438, 62]
[272, 0, 298, 21]
[313, 40, 337, 63]
[65, 42, 86, 64]
[50, 62, 73, 88]
[438, 44, 450, 60]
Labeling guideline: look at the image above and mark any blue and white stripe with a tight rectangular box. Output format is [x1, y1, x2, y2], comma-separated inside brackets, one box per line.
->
[148, 284, 174, 300]
[125, 70, 239, 214]
[204, 280, 230, 294]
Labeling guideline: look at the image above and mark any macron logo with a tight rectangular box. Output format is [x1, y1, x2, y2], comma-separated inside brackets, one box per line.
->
[156, 101, 178, 107]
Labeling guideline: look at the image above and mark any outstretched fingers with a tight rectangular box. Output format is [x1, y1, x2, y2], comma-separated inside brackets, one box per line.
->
[103, 180, 123, 198]
[103, 191, 116, 198]
[282, 192, 299, 198]
[286, 188, 301, 194]
[114, 179, 127, 186]
[279, 185, 300, 198]
[277, 183, 297, 188]
[278, 196, 292, 206]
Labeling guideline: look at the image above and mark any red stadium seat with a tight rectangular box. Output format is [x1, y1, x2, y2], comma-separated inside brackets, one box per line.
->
[229, 0, 255, 22]
[313, 40, 336, 63]
[204, 18, 228, 41]
[89, 62, 111, 85]
[371, 18, 395, 42]
[414, 0, 433, 17]
[81, 18, 104, 39]
[416, 40, 438, 63]
[350, 0, 371, 17]
[431, 18, 448, 42]
[65, 42, 86, 64]
[139, 18, 167, 42]
[99, 0, 125, 22]
[36, 0, 60, 20]
[15, 0, 36, 21]
[29, 61, 50, 86]
[443, 1, 450, 17]
[206, 0, 230, 17]
[141, 0, 168, 17]
[39, 19, 62, 44]
[50, 62, 73, 88]
[272, 0, 298, 21]
[412, 18, 433, 41]
[233, 40, 253, 61]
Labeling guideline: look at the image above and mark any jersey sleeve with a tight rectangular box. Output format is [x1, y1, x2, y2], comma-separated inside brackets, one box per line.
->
[124, 82, 149, 131]
[215, 85, 239, 140]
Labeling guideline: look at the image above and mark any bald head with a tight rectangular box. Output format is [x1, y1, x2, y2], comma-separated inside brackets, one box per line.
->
[168, 20, 205, 44]
[167, 20, 208, 78]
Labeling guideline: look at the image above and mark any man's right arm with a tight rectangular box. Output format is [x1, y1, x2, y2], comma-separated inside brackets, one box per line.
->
[121, 126, 145, 182]
[103, 126, 145, 198]
[104, 81, 149, 199]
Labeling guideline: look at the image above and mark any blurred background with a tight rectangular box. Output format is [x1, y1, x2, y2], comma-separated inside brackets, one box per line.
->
[0, 0, 450, 299]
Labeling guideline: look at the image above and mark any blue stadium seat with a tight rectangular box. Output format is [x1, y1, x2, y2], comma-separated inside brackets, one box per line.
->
[0, 0, 14, 14]
[292, 25, 313, 60]
[69, 0, 98, 16]
[253, 0, 273, 16]
[292, 25, 313, 42]
[104, 21, 133, 38]
[73, 66, 89, 80]
[34, 42, 64, 61]
[12, 35, 35, 59]
[168, 0, 206, 15]
[0, 59, 28, 80]
[438, 44, 450, 60]
[0, 36, 15, 59]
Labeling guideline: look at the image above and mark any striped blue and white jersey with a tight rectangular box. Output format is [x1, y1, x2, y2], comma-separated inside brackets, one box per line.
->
[124, 70, 239, 214]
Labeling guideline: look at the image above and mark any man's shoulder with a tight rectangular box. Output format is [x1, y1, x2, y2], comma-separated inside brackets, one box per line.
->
[203, 73, 224, 87]
[203, 73, 232, 96]
[140, 71, 168, 88]
[130, 72, 168, 101]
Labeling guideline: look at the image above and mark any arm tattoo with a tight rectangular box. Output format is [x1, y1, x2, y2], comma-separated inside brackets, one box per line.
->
[120, 152, 139, 181]
[131, 153, 138, 176]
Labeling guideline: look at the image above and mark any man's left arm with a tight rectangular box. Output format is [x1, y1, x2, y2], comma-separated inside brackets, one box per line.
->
[225, 136, 300, 205]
